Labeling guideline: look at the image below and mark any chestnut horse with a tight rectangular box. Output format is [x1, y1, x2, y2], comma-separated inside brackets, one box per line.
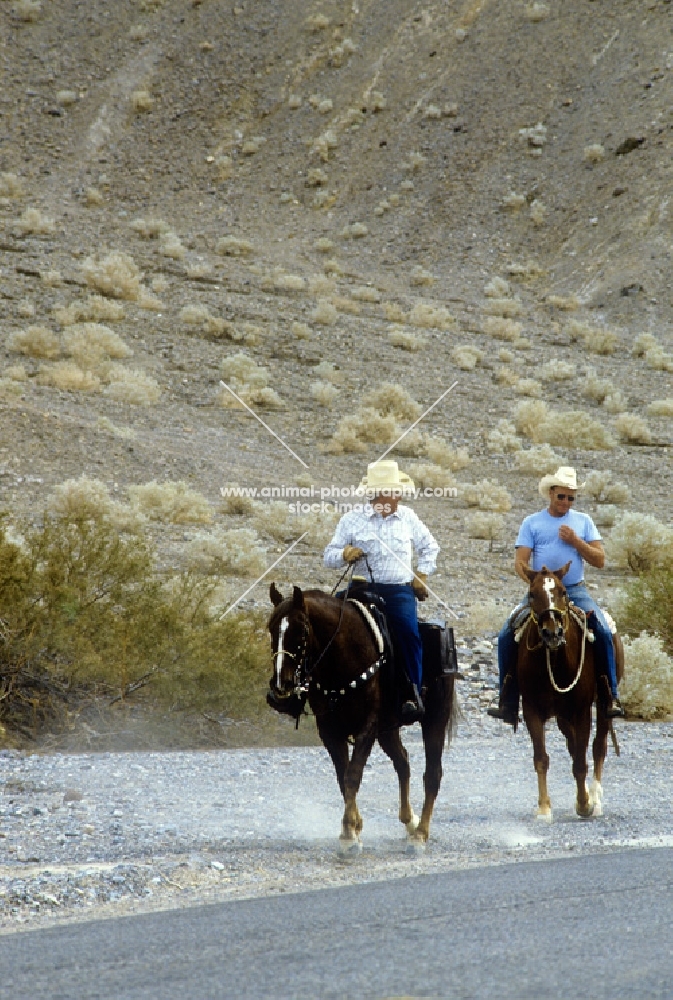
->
[268, 583, 457, 849]
[518, 564, 623, 820]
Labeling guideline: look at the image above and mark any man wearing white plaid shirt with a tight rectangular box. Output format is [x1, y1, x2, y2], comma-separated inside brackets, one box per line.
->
[324, 460, 439, 718]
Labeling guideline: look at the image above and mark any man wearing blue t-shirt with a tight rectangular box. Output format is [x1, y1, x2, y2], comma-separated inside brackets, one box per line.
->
[488, 466, 623, 725]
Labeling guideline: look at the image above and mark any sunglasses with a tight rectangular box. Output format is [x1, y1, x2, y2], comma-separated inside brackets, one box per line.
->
[554, 493, 576, 502]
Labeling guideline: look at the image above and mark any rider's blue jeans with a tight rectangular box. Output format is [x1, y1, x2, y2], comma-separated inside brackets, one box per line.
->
[368, 583, 423, 690]
[497, 583, 619, 703]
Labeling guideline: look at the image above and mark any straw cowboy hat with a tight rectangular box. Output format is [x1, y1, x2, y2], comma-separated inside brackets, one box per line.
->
[538, 466, 585, 500]
[359, 460, 415, 496]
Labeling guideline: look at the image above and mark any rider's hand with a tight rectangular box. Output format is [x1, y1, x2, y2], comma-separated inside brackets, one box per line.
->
[412, 572, 429, 601]
[343, 545, 364, 564]
[558, 525, 579, 547]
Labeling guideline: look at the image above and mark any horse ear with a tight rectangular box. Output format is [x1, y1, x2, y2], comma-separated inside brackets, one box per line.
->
[555, 561, 572, 580]
[270, 583, 283, 606]
[292, 585, 305, 610]
[523, 566, 537, 583]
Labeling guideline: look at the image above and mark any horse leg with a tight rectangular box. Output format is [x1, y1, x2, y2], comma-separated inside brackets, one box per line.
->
[320, 729, 349, 799]
[411, 725, 445, 844]
[591, 707, 610, 817]
[378, 728, 418, 835]
[340, 719, 377, 846]
[572, 710, 594, 818]
[523, 705, 552, 821]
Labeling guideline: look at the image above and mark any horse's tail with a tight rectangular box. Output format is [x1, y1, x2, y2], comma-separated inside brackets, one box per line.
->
[445, 679, 460, 749]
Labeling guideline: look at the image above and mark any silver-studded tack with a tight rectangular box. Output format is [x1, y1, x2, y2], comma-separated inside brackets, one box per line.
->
[350, 680, 357, 688]
[316, 682, 321, 690]
[361, 671, 367, 680]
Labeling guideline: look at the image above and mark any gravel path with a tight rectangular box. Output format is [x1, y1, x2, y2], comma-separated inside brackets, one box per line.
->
[1, 689, 671, 936]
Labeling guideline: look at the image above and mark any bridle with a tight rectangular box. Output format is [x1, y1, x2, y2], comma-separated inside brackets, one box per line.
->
[526, 577, 589, 694]
[271, 613, 311, 698]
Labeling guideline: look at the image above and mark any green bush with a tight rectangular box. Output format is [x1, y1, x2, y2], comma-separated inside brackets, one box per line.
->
[617, 564, 673, 656]
[0, 511, 270, 739]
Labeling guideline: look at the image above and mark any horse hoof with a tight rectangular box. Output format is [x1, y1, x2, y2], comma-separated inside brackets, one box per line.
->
[575, 802, 595, 819]
[404, 812, 420, 836]
[338, 835, 362, 856]
[406, 836, 427, 855]
[536, 809, 553, 824]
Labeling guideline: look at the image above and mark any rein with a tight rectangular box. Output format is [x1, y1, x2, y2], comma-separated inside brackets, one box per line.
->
[542, 607, 590, 694]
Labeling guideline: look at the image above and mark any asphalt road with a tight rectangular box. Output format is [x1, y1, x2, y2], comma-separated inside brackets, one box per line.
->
[2, 847, 671, 1000]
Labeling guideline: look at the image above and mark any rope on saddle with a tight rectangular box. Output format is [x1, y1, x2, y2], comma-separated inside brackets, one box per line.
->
[545, 607, 589, 694]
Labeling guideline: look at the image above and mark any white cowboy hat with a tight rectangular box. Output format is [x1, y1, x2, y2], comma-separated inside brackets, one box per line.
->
[538, 466, 585, 499]
[359, 460, 415, 496]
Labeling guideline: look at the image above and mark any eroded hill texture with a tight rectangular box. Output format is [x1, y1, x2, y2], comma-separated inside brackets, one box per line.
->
[1, 0, 672, 621]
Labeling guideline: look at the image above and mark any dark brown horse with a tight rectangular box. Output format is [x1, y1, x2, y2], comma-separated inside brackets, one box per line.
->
[268, 583, 457, 849]
[518, 564, 623, 820]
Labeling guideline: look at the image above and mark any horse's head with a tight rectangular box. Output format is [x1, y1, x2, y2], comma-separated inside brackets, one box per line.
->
[268, 583, 310, 700]
[524, 562, 571, 650]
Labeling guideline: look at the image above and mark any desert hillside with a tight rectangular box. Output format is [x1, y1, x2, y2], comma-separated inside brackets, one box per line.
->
[1, 0, 672, 628]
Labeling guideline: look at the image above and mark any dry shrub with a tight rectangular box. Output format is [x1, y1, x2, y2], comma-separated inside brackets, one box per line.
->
[620, 634, 673, 720]
[409, 303, 454, 329]
[179, 305, 237, 340]
[271, 272, 306, 293]
[313, 237, 334, 253]
[331, 295, 361, 316]
[219, 484, 255, 517]
[506, 260, 546, 281]
[593, 505, 618, 529]
[219, 352, 282, 408]
[0, 379, 23, 399]
[129, 481, 212, 524]
[351, 286, 382, 303]
[424, 438, 470, 471]
[313, 361, 343, 384]
[529, 200, 546, 225]
[547, 294, 580, 312]
[307, 168, 328, 187]
[185, 527, 266, 577]
[17, 300, 35, 318]
[41, 269, 63, 287]
[131, 90, 154, 113]
[63, 324, 132, 367]
[567, 320, 617, 355]
[130, 217, 171, 240]
[539, 359, 575, 381]
[96, 416, 137, 440]
[406, 463, 457, 490]
[647, 398, 673, 417]
[392, 429, 425, 457]
[311, 381, 339, 406]
[53, 295, 126, 326]
[382, 303, 407, 323]
[305, 13, 330, 31]
[461, 479, 512, 512]
[451, 345, 484, 369]
[483, 316, 523, 341]
[308, 274, 336, 296]
[0, 172, 24, 198]
[614, 413, 652, 445]
[583, 470, 630, 505]
[583, 144, 605, 164]
[254, 501, 338, 547]
[499, 349, 515, 362]
[389, 330, 425, 352]
[643, 347, 673, 372]
[618, 565, 673, 657]
[327, 408, 400, 454]
[313, 130, 339, 162]
[216, 236, 255, 257]
[606, 512, 673, 572]
[495, 366, 520, 387]
[7, 326, 60, 359]
[483, 298, 522, 318]
[15, 207, 55, 235]
[291, 321, 312, 340]
[582, 367, 614, 404]
[633, 333, 659, 357]
[410, 266, 436, 288]
[602, 391, 628, 414]
[38, 362, 101, 393]
[340, 221, 368, 239]
[513, 400, 549, 436]
[484, 277, 510, 298]
[365, 383, 421, 422]
[502, 192, 526, 211]
[151, 275, 169, 295]
[104, 366, 161, 405]
[311, 299, 338, 325]
[513, 444, 561, 475]
[159, 232, 186, 260]
[524, 2, 549, 21]
[465, 512, 505, 545]
[85, 187, 105, 207]
[485, 419, 522, 453]
[515, 378, 542, 397]
[3, 364, 27, 382]
[48, 476, 142, 532]
[82, 253, 143, 301]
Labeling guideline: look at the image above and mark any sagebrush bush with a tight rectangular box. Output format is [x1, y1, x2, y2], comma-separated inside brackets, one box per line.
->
[327, 408, 399, 454]
[311, 381, 339, 406]
[7, 325, 60, 359]
[513, 444, 561, 475]
[514, 400, 615, 449]
[483, 316, 523, 341]
[484, 277, 510, 298]
[311, 299, 338, 325]
[312, 361, 343, 384]
[0, 172, 24, 198]
[185, 527, 266, 577]
[15, 207, 54, 235]
[63, 323, 132, 367]
[647, 398, 673, 417]
[482, 297, 522, 318]
[219, 352, 282, 408]
[424, 437, 470, 470]
[539, 359, 575, 381]
[406, 463, 457, 490]
[82, 252, 143, 300]
[389, 330, 426, 352]
[515, 378, 542, 397]
[130, 217, 171, 239]
[364, 382, 421, 421]
[128, 481, 212, 524]
[461, 479, 512, 512]
[53, 295, 126, 326]
[619, 633, 673, 719]
[568, 320, 617, 355]
[465, 512, 505, 545]
[37, 362, 101, 393]
[605, 512, 673, 573]
[216, 236, 255, 257]
[583, 470, 629, 505]
[104, 365, 161, 405]
[485, 419, 522, 453]
[452, 345, 483, 369]
[614, 412, 652, 444]
[617, 565, 673, 658]
[48, 476, 142, 532]
[409, 303, 454, 329]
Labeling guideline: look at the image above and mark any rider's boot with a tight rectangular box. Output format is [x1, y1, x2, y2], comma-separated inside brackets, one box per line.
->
[487, 674, 519, 726]
[598, 673, 624, 719]
[401, 683, 425, 721]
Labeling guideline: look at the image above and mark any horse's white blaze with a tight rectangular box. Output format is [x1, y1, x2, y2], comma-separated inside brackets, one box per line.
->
[275, 616, 289, 686]
[542, 575, 556, 609]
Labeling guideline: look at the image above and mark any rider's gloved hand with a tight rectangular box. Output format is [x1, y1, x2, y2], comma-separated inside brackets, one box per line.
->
[343, 545, 364, 564]
[412, 572, 429, 601]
